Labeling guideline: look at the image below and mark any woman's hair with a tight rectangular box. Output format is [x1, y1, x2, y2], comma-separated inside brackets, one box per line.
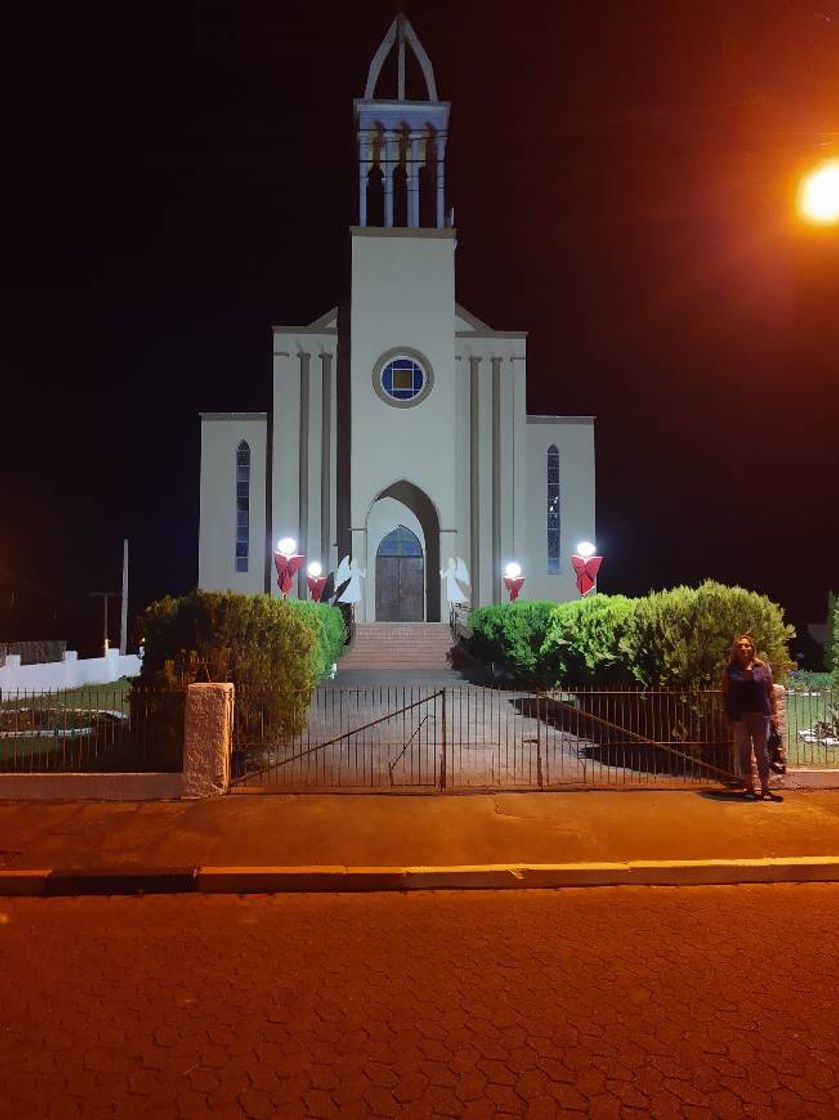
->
[728, 634, 764, 667]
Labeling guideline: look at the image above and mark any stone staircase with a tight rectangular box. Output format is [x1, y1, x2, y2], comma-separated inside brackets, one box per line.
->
[339, 623, 455, 670]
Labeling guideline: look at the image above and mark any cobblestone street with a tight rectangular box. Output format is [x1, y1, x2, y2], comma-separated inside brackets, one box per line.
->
[2, 885, 839, 1118]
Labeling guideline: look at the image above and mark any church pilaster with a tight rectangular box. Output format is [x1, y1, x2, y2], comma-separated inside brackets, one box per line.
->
[383, 132, 396, 228]
[491, 356, 503, 605]
[436, 136, 447, 229]
[319, 352, 333, 573]
[297, 351, 311, 598]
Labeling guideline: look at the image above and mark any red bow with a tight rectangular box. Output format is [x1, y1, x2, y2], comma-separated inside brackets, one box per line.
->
[274, 552, 304, 596]
[503, 576, 525, 601]
[306, 575, 327, 602]
[571, 555, 602, 596]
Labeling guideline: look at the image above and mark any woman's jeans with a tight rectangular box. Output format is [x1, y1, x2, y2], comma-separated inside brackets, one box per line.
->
[733, 712, 770, 789]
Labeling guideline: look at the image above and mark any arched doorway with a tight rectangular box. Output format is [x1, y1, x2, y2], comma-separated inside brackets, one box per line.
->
[375, 526, 424, 621]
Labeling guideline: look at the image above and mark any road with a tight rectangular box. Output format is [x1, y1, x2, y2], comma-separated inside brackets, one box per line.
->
[2, 885, 838, 1118]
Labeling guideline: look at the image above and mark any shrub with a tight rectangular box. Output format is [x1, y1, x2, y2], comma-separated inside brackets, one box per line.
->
[286, 599, 347, 683]
[787, 670, 833, 692]
[626, 580, 794, 688]
[540, 595, 636, 687]
[466, 601, 558, 687]
[137, 590, 332, 740]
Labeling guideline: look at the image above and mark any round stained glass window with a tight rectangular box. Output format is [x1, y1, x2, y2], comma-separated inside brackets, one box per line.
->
[372, 349, 434, 408]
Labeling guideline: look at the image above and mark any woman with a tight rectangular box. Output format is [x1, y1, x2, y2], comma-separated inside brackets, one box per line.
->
[721, 635, 781, 801]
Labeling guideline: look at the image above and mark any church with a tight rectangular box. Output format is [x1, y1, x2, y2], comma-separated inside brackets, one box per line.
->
[198, 14, 595, 622]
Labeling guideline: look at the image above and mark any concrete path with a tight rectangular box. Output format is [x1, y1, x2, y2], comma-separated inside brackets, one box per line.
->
[2, 788, 839, 894]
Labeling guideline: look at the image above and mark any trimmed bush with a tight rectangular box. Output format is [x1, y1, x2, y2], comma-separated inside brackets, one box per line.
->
[286, 599, 347, 683]
[137, 590, 344, 740]
[625, 581, 794, 687]
[465, 581, 794, 689]
[466, 601, 557, 687]
[540, 594, 636, 687]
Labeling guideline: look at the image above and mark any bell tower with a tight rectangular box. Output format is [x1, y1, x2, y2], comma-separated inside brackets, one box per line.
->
[355, 13, 450, 229]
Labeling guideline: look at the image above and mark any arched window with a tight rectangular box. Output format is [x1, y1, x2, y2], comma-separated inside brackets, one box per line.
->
[547, 444, 560, 574]
[235, 441, 250, 573]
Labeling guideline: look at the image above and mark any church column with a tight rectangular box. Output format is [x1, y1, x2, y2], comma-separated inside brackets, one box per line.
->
[495, 356, 515, 582]
[272, 349, 300, 596]
[297, 352, 311, 598]
[383, 132, 396, 228]
[306, 354, 324, 583]
[491, 357, 502, 605]
[469, 356, 481, 603]
[407, 132, 421, 228]
[319, 352, 333, 573]
[511, 356, 527, 562]
[436, 136, 447, 229]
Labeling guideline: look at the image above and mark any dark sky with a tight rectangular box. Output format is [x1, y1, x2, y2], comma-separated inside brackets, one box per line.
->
[3, 0, 839, 655]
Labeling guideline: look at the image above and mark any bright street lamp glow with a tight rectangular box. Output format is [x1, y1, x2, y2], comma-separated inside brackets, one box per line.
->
[798, 160, 839, 225]
[277, 537, 297, 556]
[576, 540, 596, 558]
[505, 562, 522, 579]
[307, 561, 322, 577]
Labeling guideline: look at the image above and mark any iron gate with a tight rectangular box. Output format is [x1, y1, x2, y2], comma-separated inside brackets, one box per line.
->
[232, 684, 738, 792]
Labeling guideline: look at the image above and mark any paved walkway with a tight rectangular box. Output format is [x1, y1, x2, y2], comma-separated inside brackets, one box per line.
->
[2, 788, 839, 894]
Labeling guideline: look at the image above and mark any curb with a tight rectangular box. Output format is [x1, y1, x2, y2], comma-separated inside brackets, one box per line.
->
[3, 857, 839, 896]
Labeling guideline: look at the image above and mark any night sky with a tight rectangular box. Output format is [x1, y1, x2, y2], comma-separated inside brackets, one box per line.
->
[3, 0, 838, 656]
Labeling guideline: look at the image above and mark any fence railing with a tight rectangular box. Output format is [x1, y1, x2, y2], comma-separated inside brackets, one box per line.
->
[785, 688, 839, 768]
[0, 686, 184, 774]
[232, 683, 744, 792]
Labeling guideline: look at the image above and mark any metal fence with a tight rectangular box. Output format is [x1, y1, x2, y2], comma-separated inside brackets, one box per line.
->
[785, 688, 839, 768]
[0, 686, 184, 774]
[232, 684, 740, 792]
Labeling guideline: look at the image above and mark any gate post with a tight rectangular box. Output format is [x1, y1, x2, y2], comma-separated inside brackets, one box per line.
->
[182, 683, 234, 799]
[439, 689, 447, 790]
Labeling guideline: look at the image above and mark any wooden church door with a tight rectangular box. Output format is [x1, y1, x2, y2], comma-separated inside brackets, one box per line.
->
[375, 526, 424, 621]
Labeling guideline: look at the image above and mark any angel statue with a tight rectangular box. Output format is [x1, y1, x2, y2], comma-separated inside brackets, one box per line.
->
[441, 557, 470, 605]
[335, 555, 366, 604]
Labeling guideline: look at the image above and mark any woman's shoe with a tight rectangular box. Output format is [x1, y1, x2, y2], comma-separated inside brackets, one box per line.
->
[761, 790, 782, 802]
[743, 789, 758, 801]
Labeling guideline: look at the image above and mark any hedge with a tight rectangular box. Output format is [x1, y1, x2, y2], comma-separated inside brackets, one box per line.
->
[466, 601, 557, 687]
[137, 590, 346, 740]
[466, 581, 794, 688]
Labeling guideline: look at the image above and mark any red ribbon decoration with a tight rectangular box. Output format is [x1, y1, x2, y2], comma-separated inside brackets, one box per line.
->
[274, 552, 304, 596]
[306, 575, 328, 602]
[503, 576, 525, 602]
[571, 554, 602, 596]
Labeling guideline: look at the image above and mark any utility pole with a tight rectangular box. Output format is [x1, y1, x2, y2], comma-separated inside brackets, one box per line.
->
[119, 539, 129, 655]
[89, 591, 119, 656]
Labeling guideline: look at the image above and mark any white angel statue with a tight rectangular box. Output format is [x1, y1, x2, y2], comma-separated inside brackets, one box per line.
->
[441, 557, 470, 605]
[336, 555, 365, 604]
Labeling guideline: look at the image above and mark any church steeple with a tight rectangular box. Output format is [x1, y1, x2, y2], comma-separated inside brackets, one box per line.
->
[355, 14, 450, 230]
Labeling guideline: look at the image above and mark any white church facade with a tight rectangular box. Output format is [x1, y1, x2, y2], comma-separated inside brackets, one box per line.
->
[199, 15, 596, 622]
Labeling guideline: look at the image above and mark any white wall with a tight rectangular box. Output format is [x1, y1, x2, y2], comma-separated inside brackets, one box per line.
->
[0, 649, 141, 696]
[199, 413, 267, 594]
[524, 417, 596, 603]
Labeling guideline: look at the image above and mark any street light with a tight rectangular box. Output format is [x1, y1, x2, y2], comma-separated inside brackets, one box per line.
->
[571, 540, 602, 596]
[503, 561, 525, 601]
[797, 159, 839, 226]
[274, 537, 304, 597]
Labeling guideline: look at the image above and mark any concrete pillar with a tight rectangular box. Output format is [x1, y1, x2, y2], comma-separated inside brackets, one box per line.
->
[182, 683, 234, 799]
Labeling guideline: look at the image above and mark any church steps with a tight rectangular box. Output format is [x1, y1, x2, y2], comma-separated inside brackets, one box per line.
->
[339, 623, 455, 670]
